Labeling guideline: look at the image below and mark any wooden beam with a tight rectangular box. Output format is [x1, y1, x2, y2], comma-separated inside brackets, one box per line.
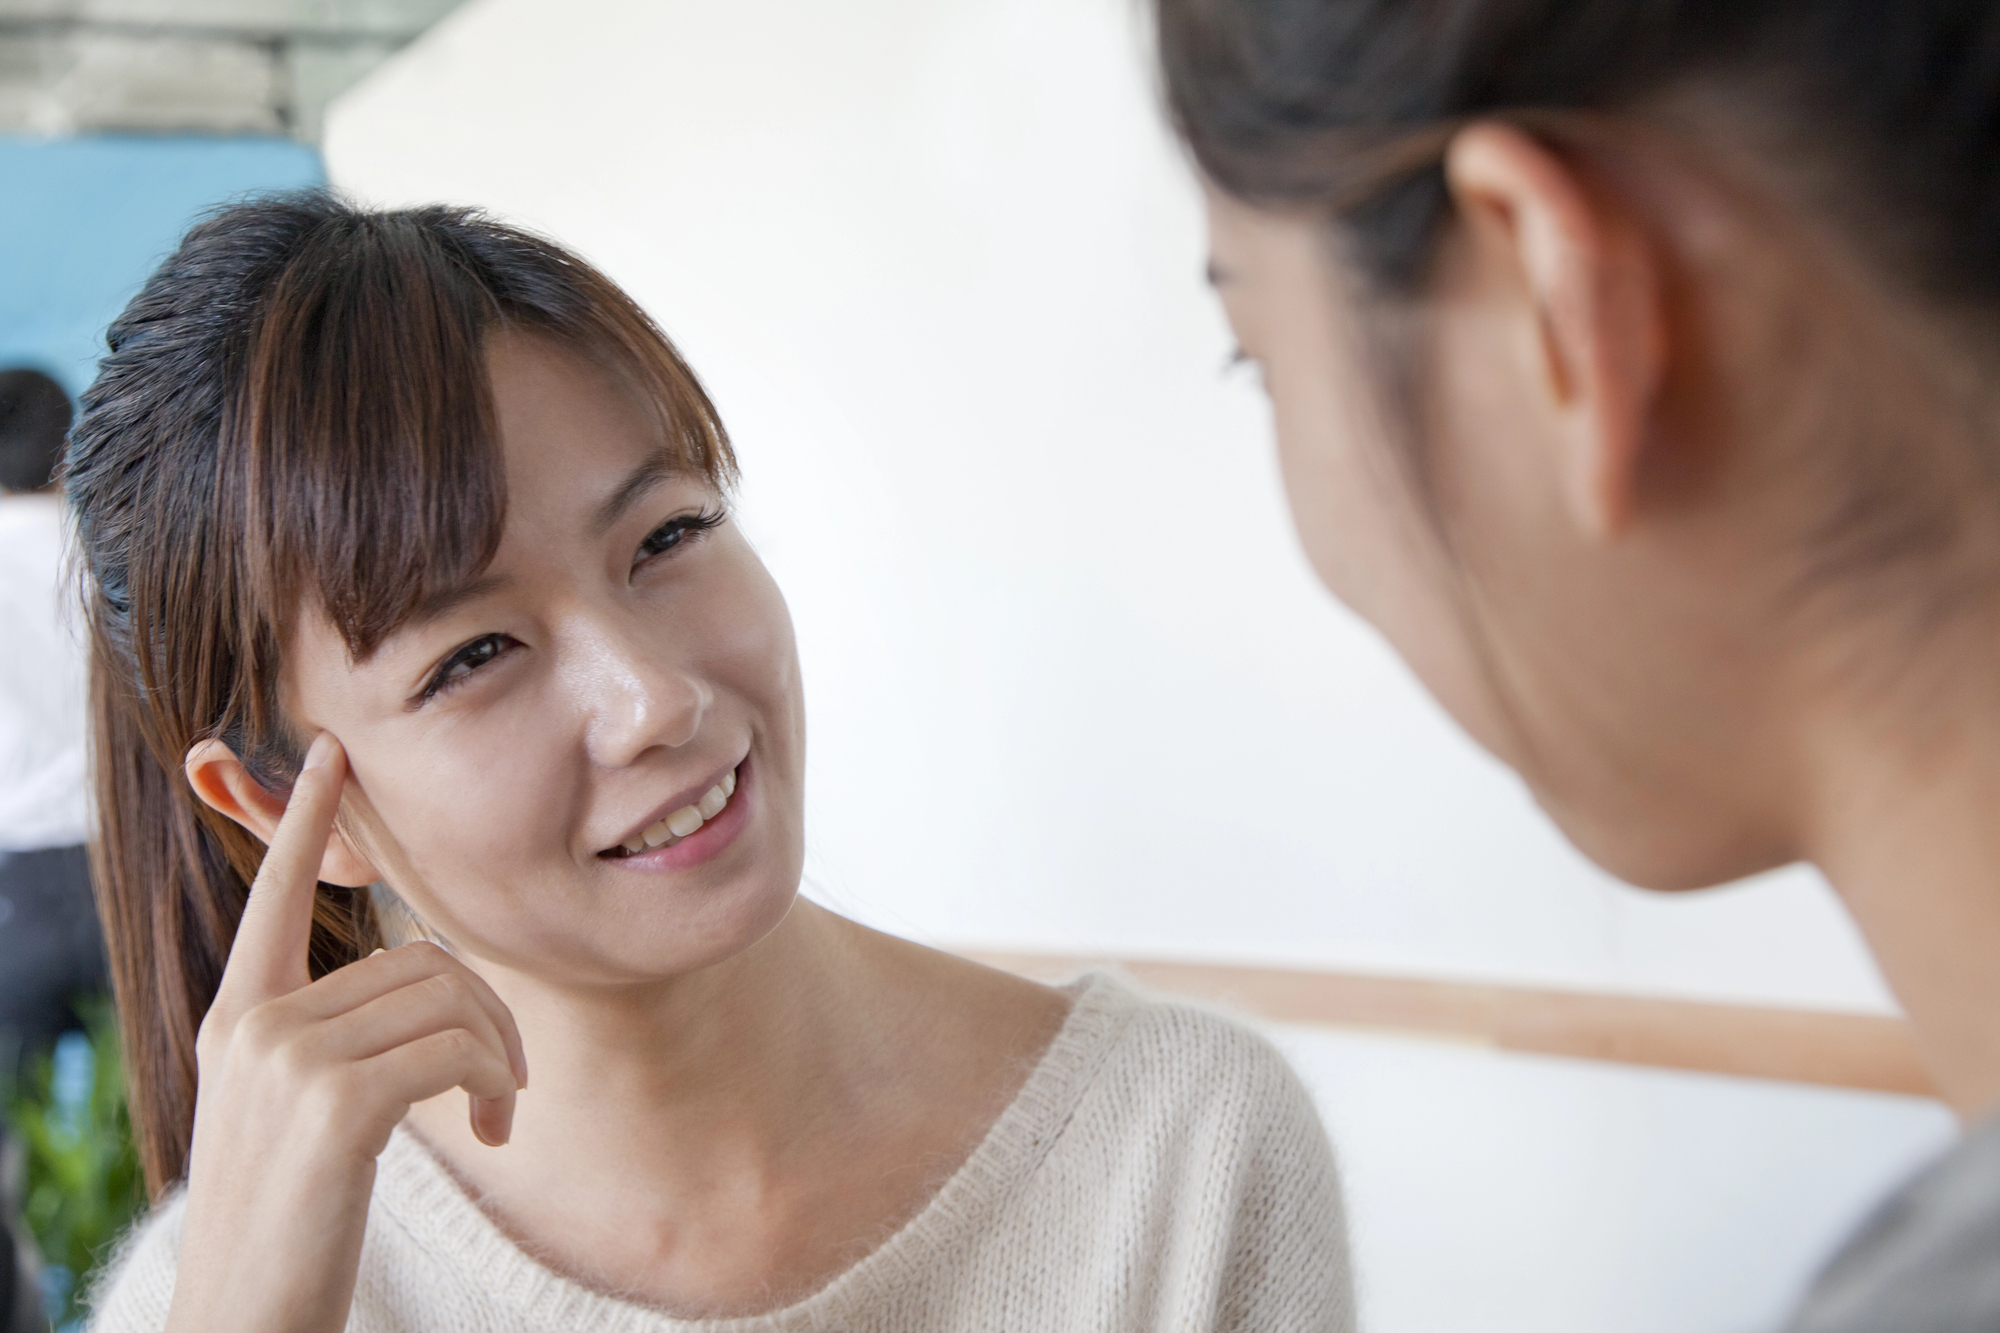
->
[961, 951, 1937, 1098]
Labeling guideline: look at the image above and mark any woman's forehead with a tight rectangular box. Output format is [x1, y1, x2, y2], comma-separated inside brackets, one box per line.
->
[486, 334, 683, 513]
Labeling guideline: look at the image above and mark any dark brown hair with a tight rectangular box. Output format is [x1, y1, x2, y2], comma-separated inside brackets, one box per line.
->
[0, 368, 73, 493]
[64, 193, 734, 1196]
[1156, 0, 2000, 304]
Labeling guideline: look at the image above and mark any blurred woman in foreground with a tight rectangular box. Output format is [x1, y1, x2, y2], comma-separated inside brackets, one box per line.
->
[1158, 1, 2000, 1326]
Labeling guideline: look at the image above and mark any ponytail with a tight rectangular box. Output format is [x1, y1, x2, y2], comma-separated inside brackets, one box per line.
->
[86, 619, 382, 1196]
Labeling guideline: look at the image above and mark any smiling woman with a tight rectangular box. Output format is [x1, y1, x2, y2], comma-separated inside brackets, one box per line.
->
[63, 194, 1352, 1333]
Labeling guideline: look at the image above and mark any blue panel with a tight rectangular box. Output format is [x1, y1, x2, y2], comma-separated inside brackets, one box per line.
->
[0, 135, 325, 398]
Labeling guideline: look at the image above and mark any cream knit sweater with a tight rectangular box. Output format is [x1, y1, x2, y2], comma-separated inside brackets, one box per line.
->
[89, 975, 1353, 1332]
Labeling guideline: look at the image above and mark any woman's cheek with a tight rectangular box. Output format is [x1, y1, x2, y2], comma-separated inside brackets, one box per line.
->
[363, 725, 566, 897]
[1268, 355, 1519, 765]
[1268, 356, 1405, 621]
[701, 548, 804, 727]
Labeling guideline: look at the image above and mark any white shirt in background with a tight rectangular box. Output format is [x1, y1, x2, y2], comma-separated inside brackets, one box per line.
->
[0, 492, 89, 851]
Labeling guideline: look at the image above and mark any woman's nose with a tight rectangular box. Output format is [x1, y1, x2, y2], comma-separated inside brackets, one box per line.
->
[566, 630, 712, 766]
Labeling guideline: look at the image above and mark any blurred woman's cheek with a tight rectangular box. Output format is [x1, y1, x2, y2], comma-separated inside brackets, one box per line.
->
[1272, 375, 1513, 759]
[1239, 236, 1525, 768]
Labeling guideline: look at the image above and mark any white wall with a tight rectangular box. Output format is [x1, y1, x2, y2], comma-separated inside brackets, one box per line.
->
[324, 3, 1955, 1328]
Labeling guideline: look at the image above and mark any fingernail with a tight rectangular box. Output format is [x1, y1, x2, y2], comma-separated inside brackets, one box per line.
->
[303, 732, 337, 771]
[474, 1099, 513, 1147]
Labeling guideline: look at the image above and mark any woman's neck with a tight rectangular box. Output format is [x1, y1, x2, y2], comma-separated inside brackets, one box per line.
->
[1807, 630, 2000, 1123]
[401, 896, 1068, 1314]
[411, 897, 870, 1189]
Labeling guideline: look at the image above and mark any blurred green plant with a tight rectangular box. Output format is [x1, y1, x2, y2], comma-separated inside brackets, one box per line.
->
[3, 998, 145, 1332]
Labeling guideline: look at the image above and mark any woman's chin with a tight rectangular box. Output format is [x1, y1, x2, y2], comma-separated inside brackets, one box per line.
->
[521, 853, 807, 989]
[457, 885, 797, 990]
[1541, 795, 1790, 895]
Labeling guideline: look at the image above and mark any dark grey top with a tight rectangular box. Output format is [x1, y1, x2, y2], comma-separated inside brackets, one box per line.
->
[1789, 1112, 2000, 1332]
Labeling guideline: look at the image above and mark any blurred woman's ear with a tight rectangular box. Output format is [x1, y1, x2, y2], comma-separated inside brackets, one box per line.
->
[184, 738, 380, 888]
[1443, 122, 1667, 542]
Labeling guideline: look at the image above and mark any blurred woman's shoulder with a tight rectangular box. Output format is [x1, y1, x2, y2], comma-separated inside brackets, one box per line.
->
[1787, 1109, 2000, 1333]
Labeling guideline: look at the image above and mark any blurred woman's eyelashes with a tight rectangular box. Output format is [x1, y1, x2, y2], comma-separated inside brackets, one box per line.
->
[1222, 345, 1264, 384]
[411, 506, 731, 707]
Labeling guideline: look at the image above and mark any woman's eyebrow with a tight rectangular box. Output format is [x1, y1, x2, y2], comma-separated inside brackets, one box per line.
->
[405, 573, 510, 633]
[592, 447, 677, 536]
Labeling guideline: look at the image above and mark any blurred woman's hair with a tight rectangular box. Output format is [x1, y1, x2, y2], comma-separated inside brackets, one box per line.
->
[64, 193, 734, 1195]
[1155, 0, 2000, 305]
[1157, 0, 2000, 609]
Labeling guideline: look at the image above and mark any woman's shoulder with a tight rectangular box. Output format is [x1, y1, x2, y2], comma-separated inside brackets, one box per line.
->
[84, 1187, 188, 1332]
[1048, 970, 1333, 1157]
[1078, 970, 1317, 1088]
[990, 973, 1353, 1327]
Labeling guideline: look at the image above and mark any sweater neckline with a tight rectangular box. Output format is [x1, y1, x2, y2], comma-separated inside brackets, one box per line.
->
[373, 971, 1133, 1331]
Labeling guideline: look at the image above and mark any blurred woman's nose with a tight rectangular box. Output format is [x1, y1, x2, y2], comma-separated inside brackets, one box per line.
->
[564, 620, 712, 766]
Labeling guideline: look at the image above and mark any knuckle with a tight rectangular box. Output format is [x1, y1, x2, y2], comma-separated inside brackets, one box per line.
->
[195, 1006, 229, 1052]
[423, 971, 471, 1009]
[405, 940, 450, 968]
[268, 1031, 319, 1087]
[232, 1002, 284, 1051]
[194, 1030, 224, 1074]
[434, 1027, 475, 1061]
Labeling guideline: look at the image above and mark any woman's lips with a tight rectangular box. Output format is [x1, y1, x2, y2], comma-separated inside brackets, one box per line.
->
[602, 760, 752, 872]
[616, 765, 737, 854]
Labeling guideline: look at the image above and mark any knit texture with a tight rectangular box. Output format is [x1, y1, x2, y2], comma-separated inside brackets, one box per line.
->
[89, 974, 1353, 1332]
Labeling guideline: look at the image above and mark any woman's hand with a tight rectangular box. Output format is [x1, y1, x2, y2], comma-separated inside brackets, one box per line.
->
[165, 733, 528, 1333]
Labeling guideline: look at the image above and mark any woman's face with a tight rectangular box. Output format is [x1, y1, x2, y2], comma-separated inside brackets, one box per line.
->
[286, 332, 806, 985]
[1202, 190, 1509, 758]
[1203, 184, 1574, 813]
[1204, 181, 1804, 891]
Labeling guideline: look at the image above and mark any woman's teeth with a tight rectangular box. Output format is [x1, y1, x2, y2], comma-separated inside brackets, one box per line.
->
[621, 767, 738, 855]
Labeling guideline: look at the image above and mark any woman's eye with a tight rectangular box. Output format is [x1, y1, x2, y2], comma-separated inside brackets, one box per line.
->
[637, 507, 727, 565]
[420, 633, 514, 703]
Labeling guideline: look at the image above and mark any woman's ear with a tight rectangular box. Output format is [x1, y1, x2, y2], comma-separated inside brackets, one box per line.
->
[184, 737, 381, 887]
[1444, 120, 1666, 541]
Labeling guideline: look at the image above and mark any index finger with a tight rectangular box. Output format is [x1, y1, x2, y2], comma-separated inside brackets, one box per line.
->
[220, 731, 348, 1005]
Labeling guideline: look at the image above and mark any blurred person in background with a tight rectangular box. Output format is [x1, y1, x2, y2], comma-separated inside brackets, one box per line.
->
[1157, 0, 2000, 1328]
[0, 366, 86, 1333]
[2, 1129, 42, 1333]
[0, 367, 102, 1069]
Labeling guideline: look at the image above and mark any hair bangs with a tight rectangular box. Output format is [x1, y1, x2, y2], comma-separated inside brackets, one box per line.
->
[233, 209, 735, 675]
[237, 213, 508, 668]
[485, 237, 737, 497]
